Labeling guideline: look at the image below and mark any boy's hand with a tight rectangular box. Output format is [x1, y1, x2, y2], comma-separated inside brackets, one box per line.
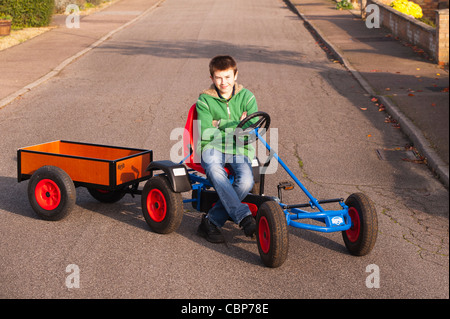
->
[212, 112, 246, 128]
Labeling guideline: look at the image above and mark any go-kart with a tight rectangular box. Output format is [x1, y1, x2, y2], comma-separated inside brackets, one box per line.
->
[142, 105, 378, 268]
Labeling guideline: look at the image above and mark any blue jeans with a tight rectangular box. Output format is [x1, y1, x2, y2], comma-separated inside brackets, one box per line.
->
[201, 148, 254, 228]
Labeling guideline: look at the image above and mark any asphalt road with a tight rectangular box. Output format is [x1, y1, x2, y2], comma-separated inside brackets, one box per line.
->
[0, 0, 448, 300]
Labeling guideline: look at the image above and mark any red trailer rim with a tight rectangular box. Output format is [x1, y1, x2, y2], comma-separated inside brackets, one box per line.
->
[258, 216, 270, 254]
[346, 207, 361, 242]
[147, 189, 167, 222]
[35, 179, 61, 210]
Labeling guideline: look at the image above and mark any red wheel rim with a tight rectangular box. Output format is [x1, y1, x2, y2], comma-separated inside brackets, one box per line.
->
[147, 189, 167, 222]
[346, 207, 361, 242]
[258, 216, 270, 254]
[35, 179, 61, 210]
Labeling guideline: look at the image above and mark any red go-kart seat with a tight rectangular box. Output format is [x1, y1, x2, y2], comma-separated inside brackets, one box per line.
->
[183, 104, 230, 175]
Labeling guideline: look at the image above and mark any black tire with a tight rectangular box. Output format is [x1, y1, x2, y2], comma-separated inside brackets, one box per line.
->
[28, 166, 76, 221]
[256, 201, 289, 268]
[191, 189, 219, 213]
[141, 175, 183, 234]
[87, 188, 126, 203]
[342, 193, 378, 256]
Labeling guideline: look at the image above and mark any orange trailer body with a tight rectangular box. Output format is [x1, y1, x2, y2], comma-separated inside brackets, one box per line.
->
[18, 140, 153, 190]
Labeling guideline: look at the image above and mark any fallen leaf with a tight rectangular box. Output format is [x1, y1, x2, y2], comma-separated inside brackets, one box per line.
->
[408, 93, 415, 96]
[385, 88, 391, 91]
[360, 107, 367, 110]
[371, 97, 378, 102]
[385, 116, 397, 124]
[402, 158, 426, 164]
[416, 68, 421, 70]
[431, 103, 436, 107]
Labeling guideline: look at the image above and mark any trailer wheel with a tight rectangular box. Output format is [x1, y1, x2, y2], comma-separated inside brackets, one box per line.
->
[28, 166, 76, 221]
[141, 175, 183, 234]
[256, 201, 288, 268]
[342, 193, 378, 256]
[87, 188, 126, 203]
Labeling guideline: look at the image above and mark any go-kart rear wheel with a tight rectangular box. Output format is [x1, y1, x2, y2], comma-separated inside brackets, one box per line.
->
[87, 188, 126, 203]
[342, 193, 378, 256]
[28, 165, 76, 221]
[141, 175, 183, 234]
[256, 201, 288, 268]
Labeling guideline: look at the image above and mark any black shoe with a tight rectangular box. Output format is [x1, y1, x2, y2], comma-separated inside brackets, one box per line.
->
[240, 215, 256, 238]
[197, 214, 225, 243]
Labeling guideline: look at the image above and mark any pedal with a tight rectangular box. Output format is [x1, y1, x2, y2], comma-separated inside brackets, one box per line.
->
[277, 181, 294, 203]
[278, 181, 294, 190]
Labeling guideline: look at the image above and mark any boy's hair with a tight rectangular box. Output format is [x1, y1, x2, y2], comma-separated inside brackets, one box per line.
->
[209, 55, 238, 76]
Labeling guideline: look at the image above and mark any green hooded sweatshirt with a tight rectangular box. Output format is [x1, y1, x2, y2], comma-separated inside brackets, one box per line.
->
[196, 83, 258, 160]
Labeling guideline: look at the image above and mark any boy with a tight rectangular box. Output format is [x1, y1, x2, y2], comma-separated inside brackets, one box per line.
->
[196, 55, 258, 243]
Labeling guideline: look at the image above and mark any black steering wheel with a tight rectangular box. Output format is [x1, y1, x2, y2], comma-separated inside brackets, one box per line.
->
[235, 111, 271, 145]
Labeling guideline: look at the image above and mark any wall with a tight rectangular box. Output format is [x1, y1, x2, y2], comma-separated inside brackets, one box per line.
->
[414, 0, 449, 19]
[362, 0, 449, 64]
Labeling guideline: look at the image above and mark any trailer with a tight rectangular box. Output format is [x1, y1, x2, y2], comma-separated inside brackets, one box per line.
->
[18, 140, 152, 220]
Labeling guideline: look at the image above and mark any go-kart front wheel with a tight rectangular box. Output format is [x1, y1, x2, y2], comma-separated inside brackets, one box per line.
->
[342, 193, 378, 256]
[256, 201, 289, 268]
[141, 175, 183, 234]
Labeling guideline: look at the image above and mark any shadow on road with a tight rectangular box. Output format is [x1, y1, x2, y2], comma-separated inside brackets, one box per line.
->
[97, 39, 311, 68]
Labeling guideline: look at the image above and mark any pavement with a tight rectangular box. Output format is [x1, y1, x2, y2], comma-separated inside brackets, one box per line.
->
[284, 0, 449, 188]
[0, 0, 448, 187]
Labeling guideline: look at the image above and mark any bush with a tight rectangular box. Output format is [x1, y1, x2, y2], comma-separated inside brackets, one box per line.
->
[0, 0, 55, 27]
[54, 1, 85, 13]
[336, 0, 354, 10]
[87, 0, 105, 5]
[390, 0, 423, 19]
[54, 0, 110, 14]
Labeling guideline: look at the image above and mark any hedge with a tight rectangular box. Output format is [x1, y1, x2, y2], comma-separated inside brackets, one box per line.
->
[0, 0, 55, 28]
[54, 1, 108, 13]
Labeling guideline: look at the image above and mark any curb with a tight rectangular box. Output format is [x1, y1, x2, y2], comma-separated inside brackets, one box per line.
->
[0, 0, 165, 110]
[284, 0, 449, 188]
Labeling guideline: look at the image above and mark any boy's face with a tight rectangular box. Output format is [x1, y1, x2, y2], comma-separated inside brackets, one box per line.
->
[210, 68, 238, 98]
